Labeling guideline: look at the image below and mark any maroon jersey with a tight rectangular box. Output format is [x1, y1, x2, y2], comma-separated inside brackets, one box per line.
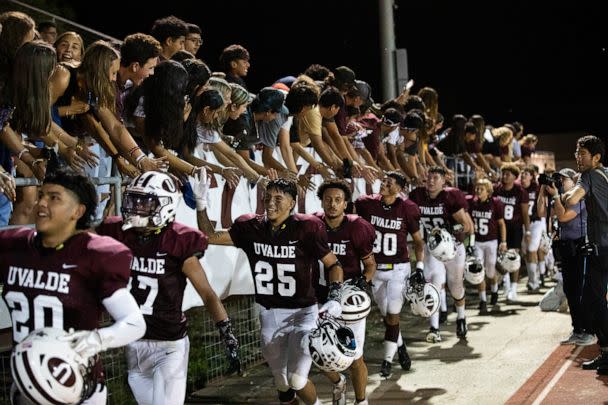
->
[97, 217, 208, 340]
[467, 195, 505, 241]
[313, 213, 375, 300]
[524, 182, 540, 221]
[355, 194, 420, 265]
[494, 183, 529, 225]
[0, 228, 131, 344]
[229, 213, 330, 309]
[409, 187, 468, 242]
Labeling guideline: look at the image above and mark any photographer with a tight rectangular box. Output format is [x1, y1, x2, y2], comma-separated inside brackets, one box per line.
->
[563, 135, 608, 374]
[537, 168, 593, 345]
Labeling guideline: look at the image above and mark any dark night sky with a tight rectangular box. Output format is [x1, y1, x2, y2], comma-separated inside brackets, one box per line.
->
[60, 0, 607, 136]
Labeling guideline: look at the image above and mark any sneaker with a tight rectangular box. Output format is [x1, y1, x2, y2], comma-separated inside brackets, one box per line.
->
[478, 300, 488, 315]
[397, 344, 411, 371]
[439, 310, 448, 324]
[380, 360, 391, 377]
[332, 373, 346, 405]
[490, 292, 498, 306]
[582, 352, 608, 370]
[456, 318, 468, 338]
[560, 332, 579, 345]
[575, 333, 596, 346]
[426, 327, 442, 343]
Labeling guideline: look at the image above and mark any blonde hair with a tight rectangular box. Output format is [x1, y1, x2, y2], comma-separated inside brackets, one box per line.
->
[501, 162, 520, 177]
[476, 178, 494, 195]
[523, 134, 538, 144]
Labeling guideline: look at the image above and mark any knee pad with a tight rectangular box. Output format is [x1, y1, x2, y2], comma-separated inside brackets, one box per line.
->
[288, 373, 308, 391]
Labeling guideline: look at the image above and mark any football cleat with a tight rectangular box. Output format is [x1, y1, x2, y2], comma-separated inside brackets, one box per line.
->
[439, 310, 448, 324]
[490, 292, 498, 306]
[478, 300, 488, 315]
[456, 318, 468, 338]
[582, 352, 608, 370]
[380, 360, 391, 377]
[426, 328, 442, 343]
[397, 344, 411, 371]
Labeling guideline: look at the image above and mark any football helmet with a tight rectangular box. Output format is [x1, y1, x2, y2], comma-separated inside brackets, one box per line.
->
[497, 249, 521, 273]
[337, 279, 372, 324]
[11, 328, 95, 405]
[464, 255, 485, 285]
[427, 227, 456, 262]
[404, 280, 440, 318]
[308, 317, 357, 372]
[540, 232, 552, 254]
[122, 171, 181, 231]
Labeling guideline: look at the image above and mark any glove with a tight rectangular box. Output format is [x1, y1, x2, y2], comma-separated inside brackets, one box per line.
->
[217, 318, 241, 375]
[190, 167, 210, 211]
[409, 262, 425, 286]
[59, 329, 104, 359]
[466, 245, 475, 257]
[353, 275, 371, 292]
[319, 300, 342, 318]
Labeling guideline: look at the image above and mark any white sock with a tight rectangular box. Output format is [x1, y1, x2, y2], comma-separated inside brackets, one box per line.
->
[440, 288, 447, 311]
[430, 311, 439, 329]
[456, 305, 466, 319]
[503, 274, 511, 292]
[527, 262, 537, 287]
[479, 291, 487, 301]
[491, 283, 499, 293]
[510, 281, 518, 293]
[539, 261, 546, 275]
[383, 340, 398, 362]
[312, 400, 321, 405]
[397, 332, 403, 347]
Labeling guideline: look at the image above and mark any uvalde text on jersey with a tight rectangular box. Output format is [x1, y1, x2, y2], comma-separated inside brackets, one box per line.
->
[6, 266, 70, 293]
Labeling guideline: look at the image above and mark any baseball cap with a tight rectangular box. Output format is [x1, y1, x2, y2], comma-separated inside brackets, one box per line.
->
[334, 66, 356, 86]
[557, 168, 576, 179]
[400, 111, 424, 131]
[257, 87, 289, 115]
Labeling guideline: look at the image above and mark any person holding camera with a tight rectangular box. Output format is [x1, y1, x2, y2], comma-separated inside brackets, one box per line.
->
[537, 168, 593, 346]
[563, 135, 608, 374]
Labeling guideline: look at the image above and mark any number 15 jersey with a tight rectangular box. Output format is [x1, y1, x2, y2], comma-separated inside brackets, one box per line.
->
[355, 194, 421, 265]
[229, 213, 331, 309]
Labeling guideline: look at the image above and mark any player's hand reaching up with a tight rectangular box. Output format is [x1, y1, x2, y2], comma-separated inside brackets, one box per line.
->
[59, 328, 104, 359]
[191, 167, 211, 211]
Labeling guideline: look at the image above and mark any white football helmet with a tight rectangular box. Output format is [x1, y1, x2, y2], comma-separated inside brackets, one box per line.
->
[122, 171, 181, 231]
[540, 232, 552, 254]
[337, 279, 372, 324]
[11, 328, 95, 405]
[464, 255, 485, 285]
[308, 317, 357, 372]
[497, 249, 521, 273]
[427, 227, 456, 262]
[404, 281, 440, 318]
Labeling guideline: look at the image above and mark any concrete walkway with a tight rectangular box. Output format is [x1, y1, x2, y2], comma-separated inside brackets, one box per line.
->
[190, 280, 573, 404]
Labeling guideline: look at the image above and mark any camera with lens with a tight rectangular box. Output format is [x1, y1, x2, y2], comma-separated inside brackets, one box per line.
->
[577, 240, 599, 256]
[539, 173, 563, 194]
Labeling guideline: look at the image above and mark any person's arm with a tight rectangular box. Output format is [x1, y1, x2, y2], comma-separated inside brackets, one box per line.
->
[261, 145, 294, 177]
[149, 143, 197, 177]
[563, 185, 586, 207]
[545, 184, 578, 222]
[182, 256, 227, 321]
[291, 141, 333, 178]
[521, 203, 531, 235]
[411, 229, 425, 264]
[360, 253, 376, 283]
[210, 141, 262, 183]
[386, 143, 401, 171]
[453, 208, 474, 234]
[537, 185, 548, 218]
[498, 218, 507, 252]
[182, 147, 241, 188]
[0, 125, 46, 181]
[323, 120, 353, 162]
[277, 127, 298, 173]
[309, 132, 342, 170]
[321, 252, 344, 283]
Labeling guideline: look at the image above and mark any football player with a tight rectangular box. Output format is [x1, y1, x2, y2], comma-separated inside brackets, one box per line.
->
[520, 166, 545, 292]
[196, 176, 344, 405]
[96, 171, 240, 405]
[467, 178, 507, 311]
[315, 179, 376, 405]
[494, 163, 530, 301]
[409, 166, 473, 342]
[0, 169, 146, 404]
[354, 172, 425, 377]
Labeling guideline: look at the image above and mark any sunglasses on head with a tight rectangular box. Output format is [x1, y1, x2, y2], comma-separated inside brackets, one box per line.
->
[382, 116, 399, 126]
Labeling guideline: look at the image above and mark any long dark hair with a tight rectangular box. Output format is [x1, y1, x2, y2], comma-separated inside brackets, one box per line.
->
[0, 11, 35, 106]
[143, 60, 188, 150]
[11, 41, 56, 138]
[183, 88, 224, 151]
